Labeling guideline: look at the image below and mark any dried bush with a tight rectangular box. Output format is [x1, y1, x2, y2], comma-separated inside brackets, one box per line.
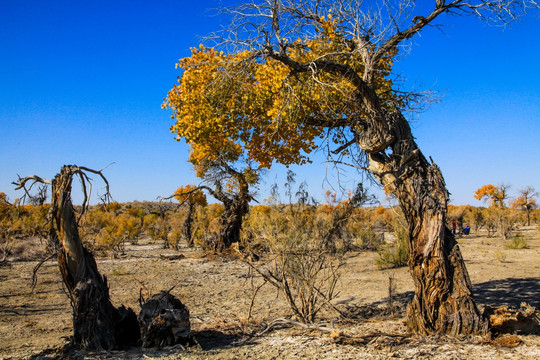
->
[494, 249, 507, 263]
[376, 214, 409, 269]
[252, 248, 343, 323]
[483, 207, 517, 239]
[81, 209, 142, 254]
[143, 214, 168, 243]
[505, 232, 529, 249]
[246, 174, 346, 323]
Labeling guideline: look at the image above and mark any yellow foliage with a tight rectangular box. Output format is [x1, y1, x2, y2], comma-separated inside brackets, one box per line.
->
[164, 17, 400, 170]
[174, 185, 207, 207]
[474, 184, 506, 207]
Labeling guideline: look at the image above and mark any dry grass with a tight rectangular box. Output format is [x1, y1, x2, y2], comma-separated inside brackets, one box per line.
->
[0, 226, 539, 359]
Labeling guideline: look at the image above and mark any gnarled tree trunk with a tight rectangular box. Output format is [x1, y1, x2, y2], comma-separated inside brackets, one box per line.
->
[207, 168, 251, 252]
[364, 112, 487, 335]
[217, 193, 249, 250]
[50, 165, 140, 349]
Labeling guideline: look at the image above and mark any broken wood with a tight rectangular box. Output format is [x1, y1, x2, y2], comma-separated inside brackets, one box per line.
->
[14, 165, 140, 350]
[138, 290, 194, 348]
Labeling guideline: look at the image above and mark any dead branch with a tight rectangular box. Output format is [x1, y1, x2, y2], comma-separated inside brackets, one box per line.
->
[254, 317, 336, 337]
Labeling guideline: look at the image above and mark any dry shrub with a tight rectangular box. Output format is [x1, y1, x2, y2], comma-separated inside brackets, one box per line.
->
[168, 228, 183, 249]
[166, 211, 186, 249]
[483, 207, 517, 239]
[246, 174, 347, 323]
[505, 232, 529, 249]
[143, 214, 168, 243]
[375, 209, 409, 269]
[252, 248, 343, 324]
[375, 233, 408, 269]
[192, 203, 223, 249]
[354, 227, 384, 251]
[81, 208, 143, 254]
[494, 249, 507, 263]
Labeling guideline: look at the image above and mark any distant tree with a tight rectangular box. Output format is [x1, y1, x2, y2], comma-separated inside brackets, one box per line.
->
[475, 184, 516, 239]
[474, 184, 510, 207]
[174, 184, 207, 247]
[194, 156, 259, 251]
[28, 184, 47, 206]
[511, 186, 538, 226]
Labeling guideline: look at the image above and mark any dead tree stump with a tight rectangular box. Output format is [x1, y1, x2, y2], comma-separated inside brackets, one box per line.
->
[138, 291, 193, 348]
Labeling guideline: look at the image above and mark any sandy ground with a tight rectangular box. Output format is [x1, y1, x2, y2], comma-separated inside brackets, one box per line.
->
[0, 227, 539, 359]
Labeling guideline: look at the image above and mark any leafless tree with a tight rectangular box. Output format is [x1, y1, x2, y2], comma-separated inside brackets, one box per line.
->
[514, 186, 538, 226]
[14, 165, 139, 350]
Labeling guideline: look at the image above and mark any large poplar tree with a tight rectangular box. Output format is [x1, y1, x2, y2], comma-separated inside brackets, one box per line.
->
[165, 0, 538, 335]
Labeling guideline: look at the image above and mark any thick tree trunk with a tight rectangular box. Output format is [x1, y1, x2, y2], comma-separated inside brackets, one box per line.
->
[211, 176, 250, 252]
[216, 199, 248, 251]
[51, 166, 139, 350]
[364, 113, 488, 335]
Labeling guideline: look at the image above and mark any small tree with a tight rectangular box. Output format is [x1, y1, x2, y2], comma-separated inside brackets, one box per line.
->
[511, 186, 538, 226]
[475, 184, 516, 239]
[174, 185, 207, 247]
[474, 184, 510, 208]
[196, 158, 258, 251]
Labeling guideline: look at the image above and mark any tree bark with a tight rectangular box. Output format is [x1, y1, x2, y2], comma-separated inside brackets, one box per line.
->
[206, 167, 251, 252]
[51, 165, 139, 350]
[364, 112, 487, 335]
[217, 199, 248, 250]
[183, 202, 195, 248]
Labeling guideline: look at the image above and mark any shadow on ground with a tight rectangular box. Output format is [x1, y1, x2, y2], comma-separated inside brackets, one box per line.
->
[343, 277, 540, 319]
[474, 277, 540, 308]
[192, 329, 244, 351]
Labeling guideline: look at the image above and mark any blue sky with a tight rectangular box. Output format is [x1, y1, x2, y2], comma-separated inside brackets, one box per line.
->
[1, 0, 538, 206]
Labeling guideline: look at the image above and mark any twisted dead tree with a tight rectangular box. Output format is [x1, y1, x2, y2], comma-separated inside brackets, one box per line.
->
[14, 165, 139, 350]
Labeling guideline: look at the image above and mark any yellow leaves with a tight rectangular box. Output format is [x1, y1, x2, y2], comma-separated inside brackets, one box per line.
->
[174, 185, 207, 207]
[474, 184, 506, 207]
[164, 19, 400, 174]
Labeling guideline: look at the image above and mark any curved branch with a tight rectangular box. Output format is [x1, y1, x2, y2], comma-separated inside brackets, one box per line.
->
[12, 175, 53, 205]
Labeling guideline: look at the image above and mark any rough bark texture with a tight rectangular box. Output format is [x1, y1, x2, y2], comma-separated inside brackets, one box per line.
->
[208, 171, 251, 252]
[217, 195, 249, 250]
[51, 165, 140, 350]
[138, 291, 193, 348]
[363, 112, 487, 335]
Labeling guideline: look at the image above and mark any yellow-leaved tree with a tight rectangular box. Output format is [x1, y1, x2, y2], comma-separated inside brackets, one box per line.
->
[165, 0, 539, 336]
[174, 185, 207, 247]
[474, 184, 509, 207]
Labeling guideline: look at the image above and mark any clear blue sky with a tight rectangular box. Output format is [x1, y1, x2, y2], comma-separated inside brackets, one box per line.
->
[1, 0, 538, 206]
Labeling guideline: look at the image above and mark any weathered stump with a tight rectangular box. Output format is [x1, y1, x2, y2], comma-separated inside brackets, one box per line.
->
[71, 277, 140, 349]
[486, 303, 540, 335]
[138, 291, 193, 348]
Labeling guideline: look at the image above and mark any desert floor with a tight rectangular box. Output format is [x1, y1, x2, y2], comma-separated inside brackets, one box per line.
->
[1, 227, 539, 359]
